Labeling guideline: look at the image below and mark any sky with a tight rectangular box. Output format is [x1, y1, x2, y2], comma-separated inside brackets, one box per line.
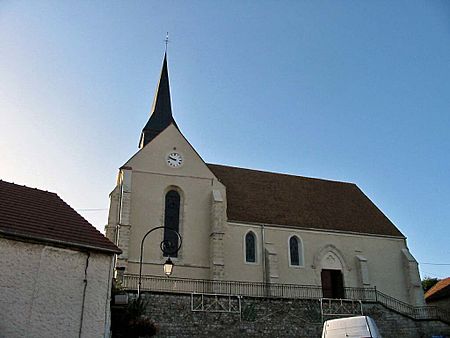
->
[1, 1, 449, 280]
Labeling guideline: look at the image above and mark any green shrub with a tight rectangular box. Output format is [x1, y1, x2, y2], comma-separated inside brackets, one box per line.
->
[112, 296, 158, 337]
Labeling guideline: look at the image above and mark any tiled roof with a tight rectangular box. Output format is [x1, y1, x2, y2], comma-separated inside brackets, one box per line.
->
[425, 278, 450, 302]
[207, 164, 404, 237]
[0, 180, 121, 254]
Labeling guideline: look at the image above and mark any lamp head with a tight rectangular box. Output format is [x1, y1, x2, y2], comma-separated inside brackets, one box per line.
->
[163, 257, 174, 277]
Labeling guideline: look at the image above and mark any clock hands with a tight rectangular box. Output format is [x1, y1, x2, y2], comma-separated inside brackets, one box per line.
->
[167, 153, 183, 167]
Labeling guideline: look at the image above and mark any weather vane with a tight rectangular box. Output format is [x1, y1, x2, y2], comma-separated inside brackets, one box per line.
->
[165, 32, 169, 52]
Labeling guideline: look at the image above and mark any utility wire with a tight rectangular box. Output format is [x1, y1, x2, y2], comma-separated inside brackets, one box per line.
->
[71, 208, 450, 268]
[420, 262, 450, 266]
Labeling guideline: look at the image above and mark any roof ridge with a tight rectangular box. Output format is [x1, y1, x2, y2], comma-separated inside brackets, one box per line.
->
[0, 180, 59, 196]
[206, 163, 355, 185]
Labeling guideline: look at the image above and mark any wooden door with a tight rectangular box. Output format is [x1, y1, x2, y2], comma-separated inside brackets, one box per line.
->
[321, 269, 344, 298]
[321, 270, 333, 298]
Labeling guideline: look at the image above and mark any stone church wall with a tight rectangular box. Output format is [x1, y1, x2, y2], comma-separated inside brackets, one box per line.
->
[224, 222, 421, 305]
[139, 292, 450, 338]
[116, 124, 225, 280]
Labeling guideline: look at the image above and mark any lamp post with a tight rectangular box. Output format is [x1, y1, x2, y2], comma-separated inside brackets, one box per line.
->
[137, 226, 182, 297]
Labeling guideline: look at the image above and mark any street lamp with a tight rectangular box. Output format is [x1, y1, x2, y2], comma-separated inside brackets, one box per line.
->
[137, 226, 182, 297]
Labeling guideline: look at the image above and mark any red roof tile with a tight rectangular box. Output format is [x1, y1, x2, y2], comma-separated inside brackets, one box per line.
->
[207, 164, 404, 237]
[0, 180, 121, 254]
[425, 277, 450, 302]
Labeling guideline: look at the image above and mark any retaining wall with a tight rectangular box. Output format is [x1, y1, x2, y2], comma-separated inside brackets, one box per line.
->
[138, 292, 450, 338]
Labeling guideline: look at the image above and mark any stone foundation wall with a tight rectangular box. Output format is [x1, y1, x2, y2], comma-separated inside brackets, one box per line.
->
[363, 303, 450, 338]
[138, 292, 450, 338]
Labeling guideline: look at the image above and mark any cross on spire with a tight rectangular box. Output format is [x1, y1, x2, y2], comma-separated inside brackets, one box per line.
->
[165, 32, 169, 53]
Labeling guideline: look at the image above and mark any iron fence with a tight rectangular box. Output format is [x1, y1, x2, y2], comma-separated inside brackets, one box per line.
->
[122, 274, 449, 324]
[123, 274, 376, 301]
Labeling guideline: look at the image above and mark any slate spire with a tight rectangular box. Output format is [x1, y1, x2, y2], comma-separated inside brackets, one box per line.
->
[139, 53, 177, 148]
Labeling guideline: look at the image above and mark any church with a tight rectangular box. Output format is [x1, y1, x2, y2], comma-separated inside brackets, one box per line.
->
[105, 53, 424, 307]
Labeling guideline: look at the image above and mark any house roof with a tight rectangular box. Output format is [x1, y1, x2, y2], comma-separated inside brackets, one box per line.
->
[207, 164, 404, 237]
[425, 278, 450, 302]
[0, 180, 121, 254]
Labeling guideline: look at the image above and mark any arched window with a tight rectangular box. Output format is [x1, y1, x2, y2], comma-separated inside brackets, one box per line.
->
[289, 236, 303, 266]
[163, 190, 180, 257]
[245, 231, 256, 263]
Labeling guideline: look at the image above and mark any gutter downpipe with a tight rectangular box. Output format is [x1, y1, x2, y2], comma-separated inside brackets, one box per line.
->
[104, 255, 115, 337]
[261, 224, 267, 296]
[116, 171, 124, 245]
[79, 252, 90, 338]
[113, 171, 124, 270]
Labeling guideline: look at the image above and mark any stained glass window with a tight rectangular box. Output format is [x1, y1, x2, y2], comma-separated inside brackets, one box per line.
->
[163, 190, 180, 257]
[245, 232, 256, 263]
[290, 236, 302, 266]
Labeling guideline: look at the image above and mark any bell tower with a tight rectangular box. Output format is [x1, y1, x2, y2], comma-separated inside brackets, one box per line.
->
[106, 51, 227, 280]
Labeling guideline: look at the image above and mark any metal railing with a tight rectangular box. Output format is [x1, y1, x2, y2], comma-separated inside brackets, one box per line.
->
[122, 274, 375, 301]
[320, 298, 364, 323]
[122, 274, 450, 324]
[376, 290, 450, 323]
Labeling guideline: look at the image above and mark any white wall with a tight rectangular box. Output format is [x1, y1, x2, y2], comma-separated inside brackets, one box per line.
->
[113, 124, 225, 280]
[224, 222, 423, 305]
[0, 237, 113, 338]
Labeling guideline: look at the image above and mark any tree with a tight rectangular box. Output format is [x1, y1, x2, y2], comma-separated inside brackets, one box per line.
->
[422, 277, 440, 293]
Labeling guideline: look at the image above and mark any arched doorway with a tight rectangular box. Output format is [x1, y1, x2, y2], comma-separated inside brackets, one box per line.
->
[320, 251, 344, 298]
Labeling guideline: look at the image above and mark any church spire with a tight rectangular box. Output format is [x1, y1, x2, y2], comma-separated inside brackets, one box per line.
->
[139, 52, 177, 148]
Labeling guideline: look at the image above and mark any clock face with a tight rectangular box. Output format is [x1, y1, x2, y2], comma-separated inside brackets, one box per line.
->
[166, 152, 183, 168]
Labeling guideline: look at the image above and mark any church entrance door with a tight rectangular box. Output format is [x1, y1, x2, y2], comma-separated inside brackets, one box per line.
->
[321, 269, 344, 298]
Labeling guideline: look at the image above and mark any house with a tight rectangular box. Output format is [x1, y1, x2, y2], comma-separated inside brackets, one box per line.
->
[105, 53, 424, 307]
[0, 180, 121, 338]
[425, 277, 450, 312]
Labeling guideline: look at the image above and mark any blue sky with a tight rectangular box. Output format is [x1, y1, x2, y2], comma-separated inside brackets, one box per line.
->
[1, 1, 449, 279]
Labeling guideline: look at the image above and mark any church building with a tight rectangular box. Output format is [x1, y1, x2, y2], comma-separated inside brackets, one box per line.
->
[105, 53, 424, 307]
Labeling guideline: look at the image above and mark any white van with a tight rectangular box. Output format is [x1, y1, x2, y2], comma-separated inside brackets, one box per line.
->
[321, 315, 382, 338]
